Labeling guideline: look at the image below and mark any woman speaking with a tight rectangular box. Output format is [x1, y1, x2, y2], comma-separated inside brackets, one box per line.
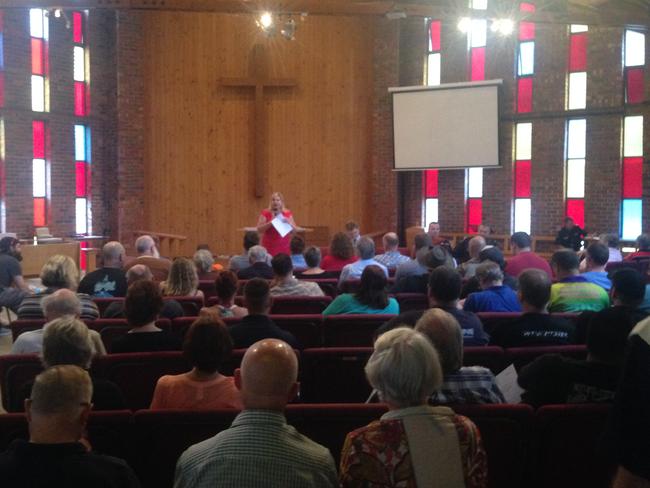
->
[256, 192, 299, 256]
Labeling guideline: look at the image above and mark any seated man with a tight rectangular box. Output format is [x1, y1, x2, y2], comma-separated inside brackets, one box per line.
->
[0, 237, 31, 313]
[123, 234, 171, 281]
[174, 339, 337, 487]
[554, 216, 586, 251]
[490, 269, 576, 348]
[269, 254, 324, 297]
[229, 279, 299, 349]
[237, 245, 274, 280]
[394, 233, 432, 281]
[390, 245, 453, 294]
[453, 224, 495, 264]
[549, 249, 609, 313]
[0, 365, 138, 486]
[78, 241, 128, 297]
[460, 246, 518, 298]
[289, 235, 307, 270]
[416, 308, 505, 404]
[339, 237, 388, 286]
[345, 220, 361, 246]
[230, 231, 263, 272]
[506, 231, 552, 278]
[624, 233, 650, 261]
[458, 236, 486, 279]
[427, 221, 452, 253]
[581, 242, 612, 291]
[374, 232, 410, 270]
[463, 260, 522, 313]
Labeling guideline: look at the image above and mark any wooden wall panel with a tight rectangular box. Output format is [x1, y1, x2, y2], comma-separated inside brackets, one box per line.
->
[142, 12, 374, 256]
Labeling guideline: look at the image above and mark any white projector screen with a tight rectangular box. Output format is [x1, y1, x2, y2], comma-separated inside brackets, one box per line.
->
[390, 80, 502, 170]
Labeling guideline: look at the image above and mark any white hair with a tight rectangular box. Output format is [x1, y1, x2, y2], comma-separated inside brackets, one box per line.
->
[102, 241, 125, 262]
[193, 249, 214, 274]
[248, 245, 268, 264]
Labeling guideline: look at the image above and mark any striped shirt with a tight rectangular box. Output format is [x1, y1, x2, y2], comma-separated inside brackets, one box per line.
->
[174, 410, 338, 488]
[431, 366, 506, 405]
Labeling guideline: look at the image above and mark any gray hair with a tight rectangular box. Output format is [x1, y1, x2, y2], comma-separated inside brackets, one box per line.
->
[248, 245, 268, 264]
[29, 365, 92, 416]
[366, 327, 443, 408]
[356, 237, 376, 260]
[126, 264, 153, 285]
[41, 290, 81, 320]
[42, 317, 93, 370]
[475, 260, 504, 284]
[135, 235, 155, 254]
[415, 309, 463, 375]
[193, 249, 214, 274]
[102, 241, 125, 262]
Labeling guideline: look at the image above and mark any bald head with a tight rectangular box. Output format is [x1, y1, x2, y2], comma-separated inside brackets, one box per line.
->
[235, 339, 298, 410]
[468, 236, 486, 259]
[382, 232, 399, 251]
[41, 288, 81, 321]
[126, 264, 153, 285]
[135, 235, 156, 256]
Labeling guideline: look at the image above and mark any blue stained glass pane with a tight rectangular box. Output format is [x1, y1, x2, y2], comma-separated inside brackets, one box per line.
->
[0, 34, 4, 69]
[74, 125, 86, 161]
[622, 199, 643, 241]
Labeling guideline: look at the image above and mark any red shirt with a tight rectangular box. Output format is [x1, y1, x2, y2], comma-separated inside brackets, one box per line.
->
[260, 209, 292, 256]
[321, 255, 358, 272]
[506, 251, 552, 278]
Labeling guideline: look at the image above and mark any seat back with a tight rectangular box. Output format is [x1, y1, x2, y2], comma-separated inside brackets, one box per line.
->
[0, 354, 43, 412]
[505, 345, 588, 371]
[476, 312, 524, 336]
[0, 413, 28, 450]
[93, 297, 124, 317]
[270, 314, 324, 348]
[164, 296, 204, 316]
[322, 315, 395, 347]
[464, 346, 507, 374]
[10, 319, 47, 341]
[394, 293, 429, 312]
[197, 280, 217, 300]
[270, 296, 332, 314]
[301, 278, 339, 298]
[339, 280, 361, 294]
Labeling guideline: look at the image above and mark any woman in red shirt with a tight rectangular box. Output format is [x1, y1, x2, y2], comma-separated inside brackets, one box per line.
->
[256, 192, 299, 257]
[321, 232, 358, 271]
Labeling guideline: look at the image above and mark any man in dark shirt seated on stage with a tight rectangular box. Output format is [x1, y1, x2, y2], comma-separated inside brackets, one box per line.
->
[228, 278, 299, 349]
[490, 268, 575, 348]
[554, 216, 586, 251]
[0, 365, 139, 487]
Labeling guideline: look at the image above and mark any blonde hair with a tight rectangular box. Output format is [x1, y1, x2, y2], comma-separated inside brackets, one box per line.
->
[268, 192, 286, 211]
[40, 255, 79, 291]
[30, 365, 92, 416]
[42, 317, 93, 369]
[163, 257, 199, 296]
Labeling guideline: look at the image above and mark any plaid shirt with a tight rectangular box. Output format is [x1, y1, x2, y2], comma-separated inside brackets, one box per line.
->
[431, 366, 506, 405]
[174, 410, 338, 488]
[374, 251, 411, 270]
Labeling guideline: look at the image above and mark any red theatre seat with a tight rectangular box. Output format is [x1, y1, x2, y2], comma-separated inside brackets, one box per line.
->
[270, 314, 324, 348]
[270, 296, 333, 314]
[164, 296, 204, 316]
[0, 354, 43, 412]
[322, 314, 396, 347]
[197, 280, 217, 300]
[505, 345, 588, 372]
[464, 346, 507, 374]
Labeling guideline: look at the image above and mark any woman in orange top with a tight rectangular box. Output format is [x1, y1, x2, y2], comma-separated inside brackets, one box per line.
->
[149, 317, 242, 410]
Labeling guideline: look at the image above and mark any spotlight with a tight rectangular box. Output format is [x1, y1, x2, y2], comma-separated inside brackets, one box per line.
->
[256, 11, 275, 35]
[491, 19, 514, 36]
[54, 8, 62, 18]
[281, 18, 296, 40]
[457, 17, 471, 33]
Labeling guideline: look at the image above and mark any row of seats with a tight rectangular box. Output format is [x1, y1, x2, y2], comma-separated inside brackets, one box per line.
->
[0, 346, 587, 411]
[0, 403, 615, 488]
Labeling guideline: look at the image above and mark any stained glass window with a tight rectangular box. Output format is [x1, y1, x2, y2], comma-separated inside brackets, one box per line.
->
[625, 31, 645, 104]
[621, 116, 644, 240]
[424, 19, 442, 227]
[565, 118, 586, 229]
[513, 120, 532, 233]
[32, 120, 48, 226]
[568, 26, 587, 110]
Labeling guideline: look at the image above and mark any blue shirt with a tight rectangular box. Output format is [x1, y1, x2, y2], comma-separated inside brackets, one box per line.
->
[291, 254, 307, 269]
[463, 285, 522, 313]
[581, 271, 612, 291]
[339, 259, 388, 286]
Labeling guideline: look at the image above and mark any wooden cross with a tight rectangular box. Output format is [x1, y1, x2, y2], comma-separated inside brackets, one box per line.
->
[221, 44, 297, 198]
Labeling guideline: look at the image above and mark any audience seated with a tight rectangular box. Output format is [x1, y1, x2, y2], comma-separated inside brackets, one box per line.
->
[490, 269, 576, 348]
[374, 232, 410, 270]
[12, 289, 106, 356]
[415, 309, 505, 404]
[111, 280, 181, 353]
[123, 234, 171, 280]
[320, 232, 358, 272]
[427, 221, 452, 253]
[463, 261, 522, 313]
[150, 317, 242, 410]
[228, 278, 299, 349]
[230, 231, 263, 272]
[624, 233, 650, 261]
[339, 327, 487, 487]
[0, 365, 139, 487]
[194, 249, 219, 281]
[339, 237, 388, 286]
[506, 232, 552, 279]
[160, 257, 204, 299]
[270, 254, 324, 297]
[174, 338, 338, 487]
[390, 245, 453, 294]
[458, 236, 486, 279]
[77, 241, 128, 298]
[453, 224, 495, 264]
[295, 246, 335, 278]
[599, 233, 623, 263]
[581, 242, 612, 290]
[13, 316, 125, 412]
[201, 270, 248, 318]
[518, 307, 633, 407]
[394, 233, 432, 281]
[460, 246, 517, 298]
[290, 235, 307, 269]
[237, 245, 274, 280]
[345, 220, 361, 246]
[17, 255, 99, 321]
[323, 265, 398, 316]
[548, 250, 609, 313]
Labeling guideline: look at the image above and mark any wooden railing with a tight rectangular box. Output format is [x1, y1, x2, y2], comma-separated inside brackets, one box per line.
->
[133, 230, 187, 259]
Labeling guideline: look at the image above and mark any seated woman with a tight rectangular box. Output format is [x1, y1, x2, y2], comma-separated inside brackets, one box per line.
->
[160, 257, 204, 299]
[202, 270, 248, 318]
[323, 265, 399, 315]
[320, 232, 358, 272]
[193, 249, 220, 281]
[111, 280, 181, 353]
[17, 255, 99, 321]
[339, 327, 488, 487]
[150, 317, 242, 410]
[295, 246, 336, 279]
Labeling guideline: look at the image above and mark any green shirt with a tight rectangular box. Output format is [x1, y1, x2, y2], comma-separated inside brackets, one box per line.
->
[322, 293, 399, 316]
[549, 278, 610, 313]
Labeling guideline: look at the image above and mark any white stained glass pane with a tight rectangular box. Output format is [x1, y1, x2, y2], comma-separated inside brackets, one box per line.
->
[471, 19, 487, 48]
[624, 115, 644, 157]
[427, 53, 441, 86]
[75, 198, 87, 235]
[625, 30, 645, 67]
[570, 24, 588, 33]
[86, 201, 93, 235]
[471, 0, 488, 10]
[518, 42, 535, 76]
[75, 125, 86, 161]
[514, 198, 531, 234]
[516, 122, 533, 160]
[30, 9, 43, 38]
[566, 159, 585, 198]
[31, 75, 44, 112]
[567, 119, 587, 159]
[0, 201, 5, 234]
[425, 198, 439, 227]
[468, 167, 483, 198]
[568, 72, 587, 110]
[73, 46, 85, 82]
[32, 159, 46, 197]
[622, 199, 643, 241]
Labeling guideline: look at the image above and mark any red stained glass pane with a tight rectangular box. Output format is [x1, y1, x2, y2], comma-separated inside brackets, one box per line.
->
[569, 33, 587, 72]
[31, 38, 43, 75]
[515, 160, 532, 197]
[79, 240, 87, 271]
[73, 12, 83, 44]
[33, 198, 46, 226]
[467, 198, 482, 232]
[517, 77, 533, 113]
[623, 157, 643, 198]
[519, 22, 535, 41]
[74, 82, 86, 116]
[471, 47, 485, 81]
[566, 199, 584, 228]
[425, 169, 439, 197]
[76, 162, 86, 197]
[430, 21, 441, 52]
[520, 2, 535, 12]
[626, 67, 645, 104]
[32, 121, 45, 158]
